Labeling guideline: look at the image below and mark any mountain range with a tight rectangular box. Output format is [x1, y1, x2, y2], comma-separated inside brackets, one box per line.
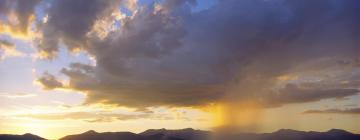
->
[0, 133, 46, 140]
[1, 128, 359, 140]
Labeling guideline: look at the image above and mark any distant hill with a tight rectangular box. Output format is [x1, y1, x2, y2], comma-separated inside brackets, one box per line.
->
[140, 128, 210, 140]
[214, 129, 360, 140]
[59, 128, 210, 140]
[1, 128, 359, 140]
[0, 133, 46, 140]
[59, 128, 360, 140]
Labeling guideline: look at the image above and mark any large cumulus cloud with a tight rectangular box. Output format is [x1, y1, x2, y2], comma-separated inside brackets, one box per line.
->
[36, 0, 360, 108]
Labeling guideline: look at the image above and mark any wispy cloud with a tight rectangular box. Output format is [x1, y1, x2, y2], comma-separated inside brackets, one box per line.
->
[0, 92, 37, 98]
[303, 108, 360, 115]
[15, 109, 191, 123]
[17, 111, 150, 123]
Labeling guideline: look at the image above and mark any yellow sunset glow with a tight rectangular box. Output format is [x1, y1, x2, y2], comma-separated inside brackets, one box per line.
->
[0, 15, 36, 40]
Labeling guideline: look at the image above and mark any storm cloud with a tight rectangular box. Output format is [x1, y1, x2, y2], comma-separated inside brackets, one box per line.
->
[32, 0, 360, 108]
[36, 0, 121, 58]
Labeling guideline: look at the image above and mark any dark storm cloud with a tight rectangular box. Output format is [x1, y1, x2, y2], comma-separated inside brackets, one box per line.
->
[36, 0, 360, 108]
[37, 72, 63, 90]
[0, 0, 11, 16]
[303, 108, 360, 115]
[37, 0, 121, 58]
[0, 0, 40, 33]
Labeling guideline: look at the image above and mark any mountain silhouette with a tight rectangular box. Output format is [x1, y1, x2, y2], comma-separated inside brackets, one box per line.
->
[0, 133, 45, 140]
[59, 128, 209, 140]
[215, 129, 360, 140]
[1, 128, 359, 140]
[140, 128, 210, 140]
[58, 128, 360, 140]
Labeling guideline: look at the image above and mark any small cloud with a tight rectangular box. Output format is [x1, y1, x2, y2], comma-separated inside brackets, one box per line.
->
[134, 107, 154, 114]
[36, 72, 64, 90]
[0, 39, 25, 60]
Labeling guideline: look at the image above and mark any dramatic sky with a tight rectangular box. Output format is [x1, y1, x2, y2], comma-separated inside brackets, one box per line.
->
[1, 0, 360, 139]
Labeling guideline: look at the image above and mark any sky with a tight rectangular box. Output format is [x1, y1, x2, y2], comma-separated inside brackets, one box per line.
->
[0, 0, 360, 139]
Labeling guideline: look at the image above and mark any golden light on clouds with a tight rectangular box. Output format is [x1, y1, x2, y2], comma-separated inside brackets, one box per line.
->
[276, 74, 299, 83]
[0, 44, 24, 59]
[125, 0, 138, 12]
[0, 14, 36, 40]
[0, 102, 211, 139]
[34, 50, 53, 59]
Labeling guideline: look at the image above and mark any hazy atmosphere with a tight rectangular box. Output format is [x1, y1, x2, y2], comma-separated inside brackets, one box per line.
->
[0, 0, 360, 140]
